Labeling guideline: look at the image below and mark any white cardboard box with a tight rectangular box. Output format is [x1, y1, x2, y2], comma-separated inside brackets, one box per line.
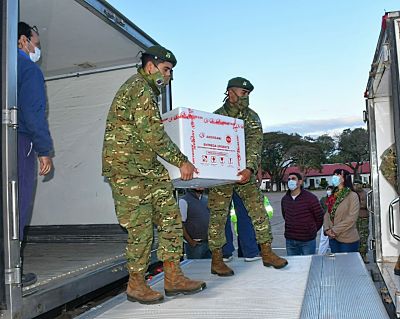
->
[158, 107, 246, 188]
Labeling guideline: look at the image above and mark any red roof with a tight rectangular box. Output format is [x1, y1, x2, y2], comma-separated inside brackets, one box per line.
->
[262, 162, 370, 180]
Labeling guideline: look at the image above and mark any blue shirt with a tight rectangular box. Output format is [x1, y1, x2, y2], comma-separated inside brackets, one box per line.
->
[17, 49, 53, 156]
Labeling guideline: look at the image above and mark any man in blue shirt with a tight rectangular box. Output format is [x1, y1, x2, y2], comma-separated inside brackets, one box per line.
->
[17, 22, 53, 286]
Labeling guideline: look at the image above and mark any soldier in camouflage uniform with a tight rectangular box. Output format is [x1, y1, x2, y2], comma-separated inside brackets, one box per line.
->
[353, 180, 369, 263]
[102, 45, 205, 304]
[208, 77, 288, 276]
[380, 145, 400, 275]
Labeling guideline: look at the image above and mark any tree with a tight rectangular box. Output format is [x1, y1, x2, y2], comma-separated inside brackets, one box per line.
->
[289, 139, 324, 176]
[261, 132, 301, 191]
[315, 134, 336, 161]
[337, 128, 369, 178]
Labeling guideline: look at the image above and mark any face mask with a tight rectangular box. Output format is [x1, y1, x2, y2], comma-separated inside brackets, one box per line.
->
[331, 175, 341, 187]
[148, 70, 165, 88]
[28, 40, 41, 63]
[237, 95, 249, 110]
[288, 180, 297, 191]
[231, 91, 249, 110]
[326, 190, 332, 196]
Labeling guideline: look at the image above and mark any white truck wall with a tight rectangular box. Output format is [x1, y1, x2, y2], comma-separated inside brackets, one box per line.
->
[372, 96, 400, 259]
[31, 68, 136, 225]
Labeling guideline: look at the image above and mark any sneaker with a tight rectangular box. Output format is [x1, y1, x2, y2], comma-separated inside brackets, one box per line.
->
[222, 256, 233, 263]
[244, 256, 262, 262]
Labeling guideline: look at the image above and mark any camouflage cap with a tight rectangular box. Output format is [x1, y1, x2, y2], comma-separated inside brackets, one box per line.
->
[144, 45, 177, 67]
[227, 77, 254, 92]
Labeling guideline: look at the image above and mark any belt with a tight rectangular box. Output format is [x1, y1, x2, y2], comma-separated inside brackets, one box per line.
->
[193, 239, 208, 243]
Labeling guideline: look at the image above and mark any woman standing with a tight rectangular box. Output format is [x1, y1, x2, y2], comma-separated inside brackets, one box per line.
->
[324, 169, 360, 253]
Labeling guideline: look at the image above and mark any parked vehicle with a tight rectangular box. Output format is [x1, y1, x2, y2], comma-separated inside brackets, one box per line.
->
[365, 10, 400, 318]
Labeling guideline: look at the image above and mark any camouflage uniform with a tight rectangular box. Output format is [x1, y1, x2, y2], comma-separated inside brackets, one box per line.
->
[354, 186, 369, 256]
[357, 217, 369, 256]
[380, 144, 398, 192]
[102, 68, 188, 273]
[208, 101, 272, 250]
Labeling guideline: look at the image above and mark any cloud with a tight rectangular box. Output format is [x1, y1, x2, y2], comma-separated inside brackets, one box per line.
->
[264, 116, 366, 137]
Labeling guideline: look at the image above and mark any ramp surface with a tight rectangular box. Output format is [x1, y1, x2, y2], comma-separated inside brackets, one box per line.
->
[79, 253, 389, 319]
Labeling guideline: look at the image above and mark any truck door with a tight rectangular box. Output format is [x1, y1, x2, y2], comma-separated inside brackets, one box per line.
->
[1, 0, 23, 318]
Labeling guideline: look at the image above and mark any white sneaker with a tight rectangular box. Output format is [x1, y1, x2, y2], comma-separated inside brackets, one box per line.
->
[223, 256, 233, 262]
[244, 256, 261, 262]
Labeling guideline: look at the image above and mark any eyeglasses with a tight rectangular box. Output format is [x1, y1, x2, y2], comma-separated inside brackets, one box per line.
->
[30, 25, 39, 35]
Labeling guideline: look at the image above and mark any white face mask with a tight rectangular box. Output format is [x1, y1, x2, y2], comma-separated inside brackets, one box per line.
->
[288, 180, 297, 191]
[29, 46, 41, 63]
[27, 40, 41, 63]
[326, 190, 332, 196]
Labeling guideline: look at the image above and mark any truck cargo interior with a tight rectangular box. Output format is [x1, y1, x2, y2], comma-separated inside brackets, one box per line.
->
[18, 0, 159, 317]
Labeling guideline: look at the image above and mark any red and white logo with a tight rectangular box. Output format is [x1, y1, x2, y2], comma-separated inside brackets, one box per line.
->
[199, 132, 205, 138]
[226, 135, 232, 144]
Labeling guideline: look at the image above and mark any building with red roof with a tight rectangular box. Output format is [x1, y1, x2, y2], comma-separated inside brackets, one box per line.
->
[260, 162, 370, 191]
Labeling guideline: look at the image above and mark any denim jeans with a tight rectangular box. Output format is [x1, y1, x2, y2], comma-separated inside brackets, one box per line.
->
[184, 241, 211, 259]
[222, 191, 260, 258]
[329, 239, 360, 253]
[286, 238, 316, 256]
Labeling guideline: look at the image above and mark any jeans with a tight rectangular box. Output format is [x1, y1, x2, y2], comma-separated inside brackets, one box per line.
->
[286, 238, 316, 256]
[329, 239, 360, 253]
[222, 192, 260, 258]
[184, 241, 211, 259]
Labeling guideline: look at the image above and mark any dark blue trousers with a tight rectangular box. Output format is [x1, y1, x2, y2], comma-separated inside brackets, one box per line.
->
[223, 191, 260, 258]
[18, 134, 36, 240]
[329, 239, 360, 253]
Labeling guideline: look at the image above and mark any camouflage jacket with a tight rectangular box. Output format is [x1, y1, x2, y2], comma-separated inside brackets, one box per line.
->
[214, 102, 263, 173]
[102, 68, 188, 178]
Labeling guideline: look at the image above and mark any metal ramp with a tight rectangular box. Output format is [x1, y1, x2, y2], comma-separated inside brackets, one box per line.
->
[78, 253, 389, 319]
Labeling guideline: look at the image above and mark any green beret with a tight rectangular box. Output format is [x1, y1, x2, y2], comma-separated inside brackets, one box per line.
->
[144, 45, 177, 67]
[227, 77, 254, 92]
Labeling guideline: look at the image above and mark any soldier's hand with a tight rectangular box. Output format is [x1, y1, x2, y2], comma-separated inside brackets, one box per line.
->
[39, 156, 53, 176]
[179, 161, 196, 181]
[237, 168, 252, 184]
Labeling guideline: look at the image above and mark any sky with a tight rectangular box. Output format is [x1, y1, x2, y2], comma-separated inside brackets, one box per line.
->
[108, 1, 399, 136]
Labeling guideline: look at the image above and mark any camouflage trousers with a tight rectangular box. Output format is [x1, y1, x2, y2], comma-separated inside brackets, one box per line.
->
[357, 216, 369, 255]
[108, 173, 183, 273]
[208, 179, 273, 251]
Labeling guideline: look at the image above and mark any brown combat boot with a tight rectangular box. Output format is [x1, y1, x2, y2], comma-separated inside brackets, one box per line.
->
[211, 249, 234, 276]
[163, 260, 206, 296]
[260, 243, 288, 269]
[126, 273, 164, 304]
[394, 255, 400, 276]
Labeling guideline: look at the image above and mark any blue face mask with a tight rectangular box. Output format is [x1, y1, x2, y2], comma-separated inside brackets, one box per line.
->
[332, 175, 341, 187]
[288, 180, 297, 191]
